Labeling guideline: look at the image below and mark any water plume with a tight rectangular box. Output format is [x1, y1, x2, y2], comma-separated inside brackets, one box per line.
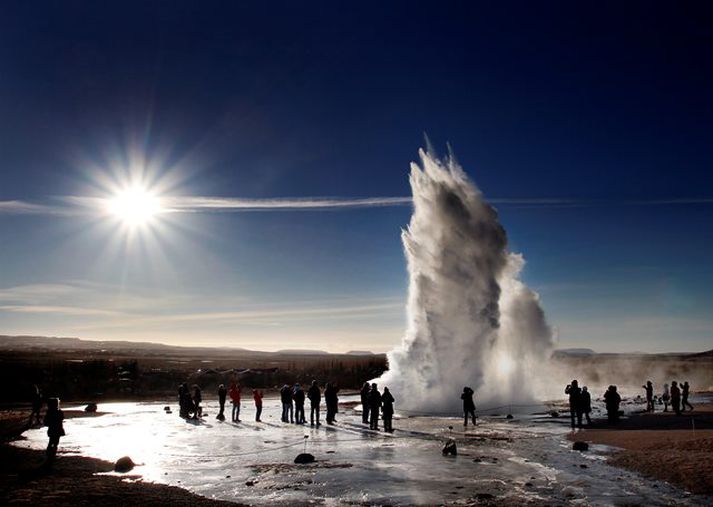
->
[376, 148, 554, 412]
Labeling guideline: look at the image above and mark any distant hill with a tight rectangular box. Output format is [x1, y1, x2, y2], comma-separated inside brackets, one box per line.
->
[0, 335, 373, 358]
[552, 348, 596, 357]
[274, 349, 329, 356]
[346, 350, 375, 356]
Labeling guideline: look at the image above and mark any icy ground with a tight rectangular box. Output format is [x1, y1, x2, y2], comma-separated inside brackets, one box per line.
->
[14, 395, 707, 506]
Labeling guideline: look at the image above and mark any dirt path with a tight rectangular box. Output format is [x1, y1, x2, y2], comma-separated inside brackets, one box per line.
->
[570, 405, 713, 494]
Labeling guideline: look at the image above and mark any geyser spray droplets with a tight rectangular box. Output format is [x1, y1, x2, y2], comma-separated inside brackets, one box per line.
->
[376, 148, 554, 412]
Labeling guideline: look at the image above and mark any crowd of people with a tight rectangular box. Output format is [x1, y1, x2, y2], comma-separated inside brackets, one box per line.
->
[177, 381, 397, 432]
[642, 380, 694, 416]
[29, 377, 697, 462]
[565, 378, 696, 429]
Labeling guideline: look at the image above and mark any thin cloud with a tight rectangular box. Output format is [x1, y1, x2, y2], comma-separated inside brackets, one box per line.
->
[162, 196, 413, 211]
[0, 200, 65, 215]
[3, 195, 713, 216]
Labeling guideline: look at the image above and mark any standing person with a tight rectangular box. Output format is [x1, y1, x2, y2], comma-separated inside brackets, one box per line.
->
[30, 384, 42, 426]
[280, 384, 294, 423]
[381, 387, 395, 433]
[368, 383, 382, 430]
[603, 385, 621, 423]
[192, 385, 203, 419]
[461, 387, 476, 427]
[661, 383, 670, 412]
[43, 397, 65, 461]
[217, 384, 227, 421]
[670, 381, 682, 415]
[178, 383, 188, 418]
[682, 381, 694, 412]
[307, 380, 321, 426]
[360, 381, 371, 424]
[229, 383, 241, 422]
[253, 389, 263, 422]
[581, 386, 592, 425]
[325, 382, 338, 424]
[642, 381, 654, 412]
[565, 380, 583, 429]
[293, 383, 306, 424]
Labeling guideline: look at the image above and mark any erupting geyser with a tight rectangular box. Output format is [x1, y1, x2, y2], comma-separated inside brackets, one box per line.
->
[377, 148, 554, 412]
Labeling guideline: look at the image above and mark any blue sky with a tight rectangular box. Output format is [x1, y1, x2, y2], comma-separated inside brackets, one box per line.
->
[1, 2, 712, 352]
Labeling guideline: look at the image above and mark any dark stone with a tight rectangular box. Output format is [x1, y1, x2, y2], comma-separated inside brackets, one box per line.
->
[572, 441, 589, 451]
[84, 403, 98, 413]
[163, 406, 171, 411]
[476, 493, 495, 500]
[114, 456, 135, 473]
[246, 480, 255, 486]
[580, 464, 588, 468]
[550, 411, 559, 418]
[294, 453, 315, 464]
[506, 414, 514, 419]
[525, 482, 534, 487]
[442, 440, 457, 456]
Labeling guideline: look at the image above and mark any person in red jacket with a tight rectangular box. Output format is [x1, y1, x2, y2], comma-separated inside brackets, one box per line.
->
[253, 389, 263, 422]
[229, 383, 241, 422]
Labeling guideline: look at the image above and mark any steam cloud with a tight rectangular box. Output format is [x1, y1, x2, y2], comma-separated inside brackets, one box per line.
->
[376, 148, 554, 412]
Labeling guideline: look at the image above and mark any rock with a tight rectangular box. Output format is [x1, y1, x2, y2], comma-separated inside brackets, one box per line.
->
[114, 456, 135, 473]
[84, 403, 98, 413]
[294, 453, 315, 464]
[245, 480, 255, 486]
[163, 406, 171, 411]
[572, 441, 589, 451]
[580, 464, 588, 468]
[442, 440, 457, 456]
[550, 411, 559, 418]
[506, 414, 514, 419]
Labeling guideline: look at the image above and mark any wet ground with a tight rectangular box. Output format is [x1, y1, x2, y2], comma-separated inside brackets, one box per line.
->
[13, 396, 712, 506]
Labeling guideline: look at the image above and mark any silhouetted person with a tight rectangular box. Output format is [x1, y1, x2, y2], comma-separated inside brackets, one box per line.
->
[682, 381, 694, 412]
[360, 381, 371, 424]
[293, 383, 306, 424]
[253, 389, 263, 422]
[381, 387, 395, 433]
[308, 380, 321, 426]
[229, 383, 241, 422]
[30, 384, 42, 426]
[44, 397, 64, 461]
[368, 383, 382, 430]
[565, 380, 583, 429]
[603, 385, 621, 423]
[325, 382, 339, 424]
[642, 381, 654, 412]
[581, 386, 592, 425]
[179, 383, 192, 418]
[192, 385, 202, 419]
[280, 384, 293, 423]
[662, 383, 670, 412]
[461, 387, 476, 427]
[217, 384, 227, 421]
[670, 381, 682, 415]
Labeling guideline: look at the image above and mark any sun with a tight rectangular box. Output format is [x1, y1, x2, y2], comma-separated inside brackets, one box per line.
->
[106, 186, 162, 226]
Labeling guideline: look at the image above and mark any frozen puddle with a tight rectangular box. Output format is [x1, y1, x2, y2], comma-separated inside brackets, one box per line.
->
[14, 397, 705, 506]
